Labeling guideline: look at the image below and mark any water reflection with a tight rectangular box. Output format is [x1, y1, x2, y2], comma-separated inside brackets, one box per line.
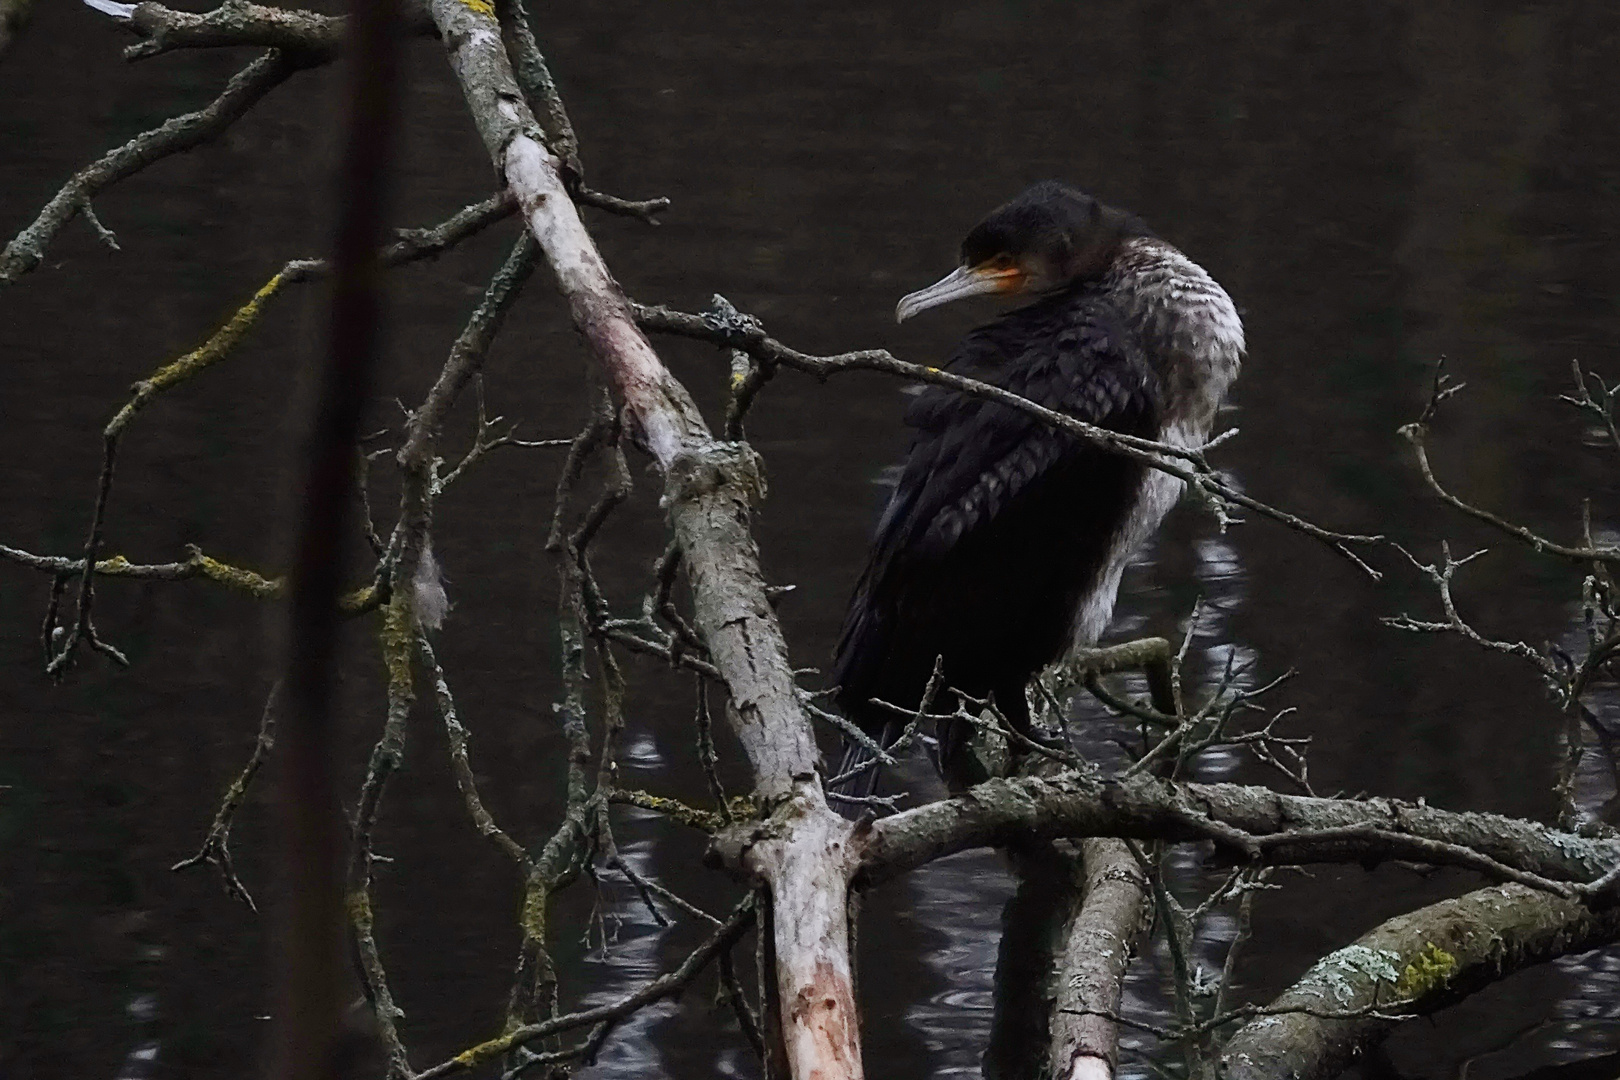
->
[1115, 515, 1256, 1076]
[904, 851, 1015, 1080]
[573, 821, 675, 1078]
[578, 742, 675, 1079]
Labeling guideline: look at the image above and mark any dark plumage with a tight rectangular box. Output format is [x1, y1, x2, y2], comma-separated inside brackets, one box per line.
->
[829, 182, 1244, 803]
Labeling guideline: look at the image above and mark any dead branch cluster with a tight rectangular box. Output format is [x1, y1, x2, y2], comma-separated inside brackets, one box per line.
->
[5, 5, 1620, 1080]
[1387, 358, 1620, 837]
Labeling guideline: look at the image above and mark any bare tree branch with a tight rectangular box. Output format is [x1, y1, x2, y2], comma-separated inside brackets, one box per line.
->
[633, 299, 1385, 578]
[415, 896, 758, 1079]
[1383, 541, 1562, 677]
[420, 636, 527, 864]
[116, 0, 354, 62]
[1, 542, 385, 612]
[858, 772, 1619, 894]
[1042, 641, 1180, 1080]
[1398, 361, 1620, 566]
[1218, 883, 1620, 1079]
[1050, 841, 1150, 1080]
[345, 589, 416, 1080]
[1, 49, 301, 283]
[171, 683, 279, 910]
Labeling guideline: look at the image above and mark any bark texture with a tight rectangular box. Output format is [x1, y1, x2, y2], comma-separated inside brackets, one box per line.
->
[1218, 883, 1620, 1079]
[1051, 839, 1149, 1080]
[860, 772, 1616, 892]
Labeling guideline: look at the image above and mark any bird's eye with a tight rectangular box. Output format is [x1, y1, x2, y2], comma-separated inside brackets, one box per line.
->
[984, 254, 1015, 271]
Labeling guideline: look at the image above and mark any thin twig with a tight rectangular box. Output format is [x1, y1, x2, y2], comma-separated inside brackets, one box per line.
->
[415, 895, 759, 1080]
[633, 298, 1385, 577]
[2, 51, 303, 283]
[420, 636, 528, 864]
[695, 677, 733, 825]
[719, 947, 766, 1062]
[1383, 542, 1561, 679]
[3, 542, 382, 612]
[1399, 360, 1620, 565]
[172, 684, 280, 910]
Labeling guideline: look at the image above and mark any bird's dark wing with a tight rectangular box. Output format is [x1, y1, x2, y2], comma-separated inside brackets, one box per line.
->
[858, 293, 1156, 596]
[831, 291, 1159, 728]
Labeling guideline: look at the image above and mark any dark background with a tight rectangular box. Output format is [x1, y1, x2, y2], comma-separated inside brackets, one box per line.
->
[3, 2, 1619, 1078]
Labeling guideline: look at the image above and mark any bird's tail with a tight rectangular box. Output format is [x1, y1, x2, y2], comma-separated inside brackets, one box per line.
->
[824, 717, 897, 818]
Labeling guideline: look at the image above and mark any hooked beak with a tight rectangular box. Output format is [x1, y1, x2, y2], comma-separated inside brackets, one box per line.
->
[895, 263, 1023, 323]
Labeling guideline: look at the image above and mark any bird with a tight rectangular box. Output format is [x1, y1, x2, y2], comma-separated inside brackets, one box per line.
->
[827, 181, 1244, 804]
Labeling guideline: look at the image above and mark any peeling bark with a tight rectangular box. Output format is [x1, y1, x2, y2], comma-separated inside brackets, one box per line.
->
[750, 801, 862, 1080]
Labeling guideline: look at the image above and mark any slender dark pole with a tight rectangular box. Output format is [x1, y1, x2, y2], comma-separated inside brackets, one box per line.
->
[274, 0, 399, 1075]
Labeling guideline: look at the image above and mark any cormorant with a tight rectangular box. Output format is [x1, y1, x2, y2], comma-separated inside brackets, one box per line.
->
[829, 181, 1243, 799]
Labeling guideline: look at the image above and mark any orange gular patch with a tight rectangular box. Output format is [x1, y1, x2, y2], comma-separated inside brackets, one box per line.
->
[969, 262, 1027, 293]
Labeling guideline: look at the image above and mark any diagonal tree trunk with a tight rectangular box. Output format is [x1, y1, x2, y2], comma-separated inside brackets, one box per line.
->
[420, 3, 863, 1076]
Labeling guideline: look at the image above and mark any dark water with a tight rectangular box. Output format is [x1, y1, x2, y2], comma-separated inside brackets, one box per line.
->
[4, 2, 1620, 1078]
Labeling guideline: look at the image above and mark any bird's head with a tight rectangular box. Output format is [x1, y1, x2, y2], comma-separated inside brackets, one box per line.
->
[895, 181, 1149, 323]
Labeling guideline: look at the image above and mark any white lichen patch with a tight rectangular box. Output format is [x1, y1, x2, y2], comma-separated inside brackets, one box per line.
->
[1547, 830, 1610, 866]
[1303, 944, 1403, 1004]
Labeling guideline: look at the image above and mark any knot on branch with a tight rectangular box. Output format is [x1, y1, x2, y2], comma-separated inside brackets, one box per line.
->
[128, 2, 190, 54]
[125, 378, 157, 409]
[706, 780, 857, 883]
[1096, 864, 1149, 890]
[705, 815, 786, 878]
[665, 440, 767, 507]
[701, 294, 764, 344]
